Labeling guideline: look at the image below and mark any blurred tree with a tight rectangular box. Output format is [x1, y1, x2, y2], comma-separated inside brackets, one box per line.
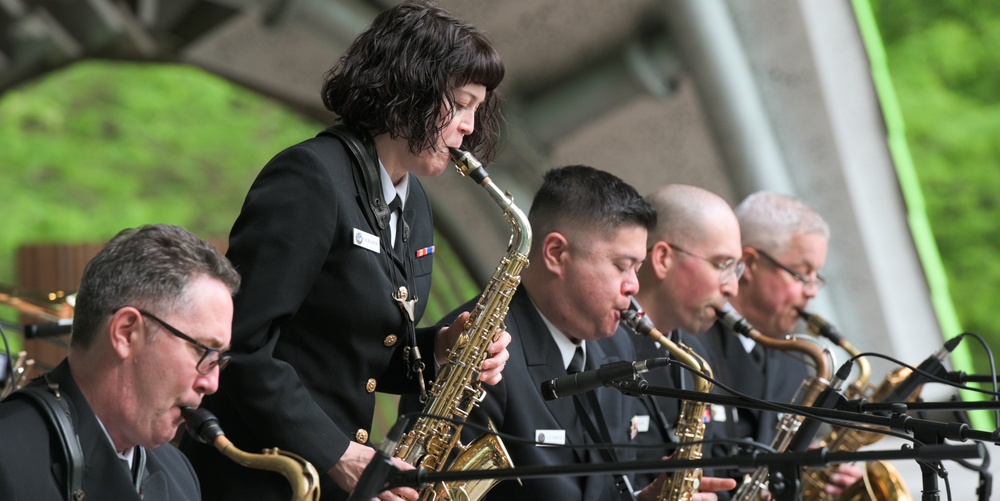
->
[0, 61, 479, 438]
[872, 0, 1000, 374]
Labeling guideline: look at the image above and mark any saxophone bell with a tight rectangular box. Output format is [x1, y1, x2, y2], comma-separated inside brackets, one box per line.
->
[182, 407, 321, 501]
[795, 311, 915, 501]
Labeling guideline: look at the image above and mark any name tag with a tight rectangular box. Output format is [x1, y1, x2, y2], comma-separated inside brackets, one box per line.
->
[352, 228, 380, 253]
[711, 405, 728, 423]
[534, 429, 565, 446]
[633, 414, 650, 433]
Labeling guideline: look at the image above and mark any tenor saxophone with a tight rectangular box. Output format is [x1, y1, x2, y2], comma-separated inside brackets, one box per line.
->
[621, 297, 712, 501]
[715, 306, 835, 501]
[392, 147, 530, 501]
[182, 407, 321, 501]
[798, 310, 913, 501]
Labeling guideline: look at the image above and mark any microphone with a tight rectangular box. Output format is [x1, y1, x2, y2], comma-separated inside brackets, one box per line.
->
[539, 358, 670, 401]
[349, 417, 409, 501]
[24, 318, 73, 338]
[879, 337, 959, 406]
[785, 371, 847, 452]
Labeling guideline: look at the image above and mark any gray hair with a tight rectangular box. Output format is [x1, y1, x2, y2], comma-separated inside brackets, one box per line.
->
[71, 224, 240, 349]
[736, 191, 830, 253]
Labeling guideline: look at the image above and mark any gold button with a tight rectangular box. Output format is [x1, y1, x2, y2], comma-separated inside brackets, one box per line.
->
[365, 378, 377, 393]
[383, 334, 398, 347]
[355, 429, 369, 444]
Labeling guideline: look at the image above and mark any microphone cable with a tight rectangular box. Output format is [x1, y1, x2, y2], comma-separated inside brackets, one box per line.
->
[942, 331, 998, 427]
[664, 358, 924, 447]
[394, 409, 779, 463]
[668, 359, 966, 501]
[841, 351, 1000, 398]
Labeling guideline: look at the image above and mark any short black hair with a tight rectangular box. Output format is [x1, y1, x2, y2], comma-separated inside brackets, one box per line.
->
[529, 165, 656, 244]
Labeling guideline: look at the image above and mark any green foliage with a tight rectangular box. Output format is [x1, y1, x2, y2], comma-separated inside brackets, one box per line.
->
[871, 0, 1000, 374]
[0, 61, 481, 402]
[0, 60, 320, 284]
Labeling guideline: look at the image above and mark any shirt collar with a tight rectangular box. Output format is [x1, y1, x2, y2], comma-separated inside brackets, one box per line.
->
[378, 159, 409, 208]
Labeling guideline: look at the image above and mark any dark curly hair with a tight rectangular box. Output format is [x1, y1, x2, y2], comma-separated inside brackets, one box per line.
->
[322, 1, 505, 162]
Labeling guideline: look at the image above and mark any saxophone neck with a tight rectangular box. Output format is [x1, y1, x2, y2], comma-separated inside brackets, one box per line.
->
[622, 297, 714, 392]
[717, 305, 833, 382]
[182, 407, 321, 501]
[798, 309, 871, 394]
[450, 147, 532, 257]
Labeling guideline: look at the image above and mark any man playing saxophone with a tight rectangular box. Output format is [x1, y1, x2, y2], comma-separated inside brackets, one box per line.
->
[402, 166, 736, 501]
[629, 184, 744, 492]
[0, 224, 241, 500]
[694, 191, 863, 497]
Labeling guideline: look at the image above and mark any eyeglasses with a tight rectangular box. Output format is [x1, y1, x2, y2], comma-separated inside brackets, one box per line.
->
[754, 249, 827, 290]
[136, 309, 231, 374]
[668, 244, 746, 285]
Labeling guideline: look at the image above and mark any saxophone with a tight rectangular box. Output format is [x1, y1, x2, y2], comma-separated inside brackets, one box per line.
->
[621, 297, 713, 501]
[798, 310, 913, 501]
[182, 407, 321, 501]
[715, 306, 834, 501]
[392, 147, 530, 501]
[1, 351, 35, 399]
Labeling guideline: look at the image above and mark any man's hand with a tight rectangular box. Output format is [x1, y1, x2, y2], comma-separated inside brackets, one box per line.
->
[329, 441, 419, 500]
[434, 311, 512, 386]
[637, 471, 737, 501]
[823, 463, 864, 496]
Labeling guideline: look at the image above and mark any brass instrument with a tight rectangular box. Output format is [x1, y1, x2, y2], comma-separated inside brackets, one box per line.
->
[621, 297, 713, 501]
[716, 306, 835, 501]
[182, 406, 321, 501]
[0, 284, 75, 323]
[392, 148, 530, 500]
[1, 351, 35, 399]
[798, 310, 913, 501]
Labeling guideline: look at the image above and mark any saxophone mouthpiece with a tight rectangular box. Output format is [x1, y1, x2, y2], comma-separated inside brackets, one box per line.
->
[715, 303, 761, 340]
[622, 296, 655, 337]
[182, 406, 225, 445]
[450, 147, 488, 183]
[796, 307, 845, 345]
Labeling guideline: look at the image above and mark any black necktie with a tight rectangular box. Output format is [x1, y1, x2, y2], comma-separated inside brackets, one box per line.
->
[567, 345, 585, 374]
[387, 195, 403, 256]
[750, 343, 765, 366]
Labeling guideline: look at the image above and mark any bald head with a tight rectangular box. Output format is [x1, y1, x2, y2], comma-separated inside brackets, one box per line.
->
[645, 184, 738, 248]
[636, 184, 742, 333]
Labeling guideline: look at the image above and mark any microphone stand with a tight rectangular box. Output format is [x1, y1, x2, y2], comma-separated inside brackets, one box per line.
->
[378, 444, 981, 501]
[614, 379, 1000, 501]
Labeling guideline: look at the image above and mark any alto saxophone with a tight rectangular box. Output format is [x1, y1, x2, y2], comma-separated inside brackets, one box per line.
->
[182, 407, 321, 501]
[392, 147, 530, 501]
[716, 306, 835, 501]
[621, 297, 713, 501]
[798, 310, 913, 501]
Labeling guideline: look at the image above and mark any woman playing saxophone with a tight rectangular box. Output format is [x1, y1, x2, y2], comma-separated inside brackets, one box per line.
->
[178, 3, 513, 499]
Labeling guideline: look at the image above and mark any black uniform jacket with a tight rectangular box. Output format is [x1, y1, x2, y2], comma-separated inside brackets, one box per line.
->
[183, 125, 438, 500]
[420, 287, 643, 501]
[628, 329, 736, 491]
[693, 320, 810, 481]
[0, 360, 200, 501]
